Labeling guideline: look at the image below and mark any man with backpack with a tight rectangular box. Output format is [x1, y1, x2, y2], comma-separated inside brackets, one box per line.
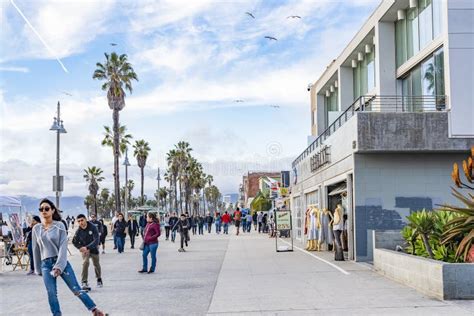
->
[233, 207, 242, 236]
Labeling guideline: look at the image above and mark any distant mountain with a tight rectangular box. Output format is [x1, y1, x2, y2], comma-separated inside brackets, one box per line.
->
[17, 195, 87, 216]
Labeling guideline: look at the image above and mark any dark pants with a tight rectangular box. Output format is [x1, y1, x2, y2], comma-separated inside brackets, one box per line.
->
[130, 231, 137, 248]
[180, 230, 189, 249]
[258, 222, 262, 233]
[116, 236, 125, 253]
[140, 227, 146, 238]
[207, 224, 212, 233]
[192, 226, 197, 235]
[198, 225, 204, 235]
[165, 226, 170, 240]
[27, 242, 34, 271]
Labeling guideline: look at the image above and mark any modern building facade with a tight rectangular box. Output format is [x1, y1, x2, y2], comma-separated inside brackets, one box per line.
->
[290, 0, 474, 261]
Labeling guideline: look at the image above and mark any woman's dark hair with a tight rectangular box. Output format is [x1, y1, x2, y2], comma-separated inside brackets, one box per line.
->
[147, 212, 158, 223]
[117, 212, 124, 220]
[39, 198, 62, 221]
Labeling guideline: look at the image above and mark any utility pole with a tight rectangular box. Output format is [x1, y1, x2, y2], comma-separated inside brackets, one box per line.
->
[156, 167, 161, 209]
[49, 101, 67, 210]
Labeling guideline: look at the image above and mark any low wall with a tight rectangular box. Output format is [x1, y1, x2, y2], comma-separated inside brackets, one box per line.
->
[374, 248, 474, 300]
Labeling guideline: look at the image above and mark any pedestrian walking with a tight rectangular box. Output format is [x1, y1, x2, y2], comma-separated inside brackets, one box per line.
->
[127, 215, 139, 249]
[252, 212, 258, 231]
[111, 212, 119, 250]
[164, 213, 171, 240]
[190, 215, 197, 235]
[262, 213, 268, 233]
[221, 211, 231, 234]
[169, 212, 178, 242]
[113, 213, 127, 253]
[32, 198, 105, 316]
[241, 214, 247, 233]
[65, 215, 71, 230]
[215, 212, 221, 234]
[25, 215, 41, 275]
[72, 214, 103, 291]
[71, 216, 76, 229]
[138, 213, 161, 274]
[98, 219, 107, 254]
[139, 212, 147, 238]
[197, 215, 204, 235]
[89, 215, 103, 240]
[177, 214, 190, 252]
[245, 213, 253, 233]
[233, 208, 242, 236]
[205, 212, 213, 234]
[257, 212, 263, 233]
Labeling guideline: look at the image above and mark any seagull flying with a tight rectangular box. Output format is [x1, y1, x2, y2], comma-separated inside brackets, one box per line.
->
[270, 105, 280, 108]
[264, 36, 278, 41]
[110, 43, 117, 46]
[61, 91, 73, 97]
[287, 15, 301, 19]
[234, 100, 244, 103]
[245, 12, 255, 19]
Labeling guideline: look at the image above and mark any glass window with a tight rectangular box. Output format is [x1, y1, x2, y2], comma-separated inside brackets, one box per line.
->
[422, 56, 435, 96]
[419, 0, 433, 49]
[293, 196, 302, 239]
[434, 48, 445, 109]
[361, 56, 368, 95]
[367, 51, 375, 92]
[432, 0, 444, 38]
[353, 65, 361, 99]
[407, 7, 419, 60]
[396, 18, 407, 67]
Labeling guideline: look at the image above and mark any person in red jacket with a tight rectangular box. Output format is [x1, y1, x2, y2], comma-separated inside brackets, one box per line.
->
[138, 213, 161, 274]
[221, 211, 231, 234]
[233, 208, 242, 236]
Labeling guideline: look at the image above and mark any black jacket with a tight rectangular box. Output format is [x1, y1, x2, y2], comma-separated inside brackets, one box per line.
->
[72, 222, 99, 254]
[114, 220, 127, 237]
[127, 219, 139, 234]
[177, 218, 189, 232]
[169, 216, 179, 231]
[90, 219, 103, 235]
[206, 215, 214, 224]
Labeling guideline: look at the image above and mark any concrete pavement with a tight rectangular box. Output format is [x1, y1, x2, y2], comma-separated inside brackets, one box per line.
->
[1, 228, 472, 315]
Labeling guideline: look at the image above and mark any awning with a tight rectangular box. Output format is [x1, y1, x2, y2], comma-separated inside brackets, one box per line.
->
[328, 183, 347, 196]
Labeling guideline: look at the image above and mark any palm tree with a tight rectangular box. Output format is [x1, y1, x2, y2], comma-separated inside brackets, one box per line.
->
[175, 141, 192, 213]
[133, 139, 151, 206]
[101, 125, 133, 157]
[93, 52, 138, 213]
[84, 195, 94, 217]
[99, 188, 110, 216]
[83, 166, 105, 216]
[166, 149, 180, 212]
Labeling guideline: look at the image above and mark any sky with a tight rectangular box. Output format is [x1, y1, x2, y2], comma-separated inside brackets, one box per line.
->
[0, 0, 380, 199]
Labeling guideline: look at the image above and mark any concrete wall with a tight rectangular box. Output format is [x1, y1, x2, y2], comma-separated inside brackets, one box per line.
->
[374, 248, 474, 300]
[357, 112, 474, 152]
[367, 230, 404, 261]
[353, 152, 466, 261]
[446, 0, 474, 137]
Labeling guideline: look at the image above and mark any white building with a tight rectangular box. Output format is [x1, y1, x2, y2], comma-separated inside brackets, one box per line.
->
[290, 0, 474, 261]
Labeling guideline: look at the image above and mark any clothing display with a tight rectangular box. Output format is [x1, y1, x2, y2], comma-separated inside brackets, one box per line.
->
[308, 209, 319, 241]
[332, 204, 345, 261]
[318, 209, 333, 247]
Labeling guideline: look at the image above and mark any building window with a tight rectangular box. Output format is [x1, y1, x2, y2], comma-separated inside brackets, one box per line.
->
[305, 190, 319, 207]
[293, 196, 302, 239]
[401, 47, 445, 110]
[353, 45, 375, 100]
[396, 0, 444, 68]
[325, 88, 339, 127]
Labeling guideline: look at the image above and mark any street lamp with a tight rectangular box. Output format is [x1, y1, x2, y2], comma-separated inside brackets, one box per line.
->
[156, 167, 161, 210]
[122, 149, 131, 218]
[49, 101, 67, 210]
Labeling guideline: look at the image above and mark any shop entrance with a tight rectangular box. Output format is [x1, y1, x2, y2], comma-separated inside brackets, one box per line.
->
[327, 181, 349, 253]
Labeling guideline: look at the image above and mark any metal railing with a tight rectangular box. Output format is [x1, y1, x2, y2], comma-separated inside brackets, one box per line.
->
[292, 95, 447, 168]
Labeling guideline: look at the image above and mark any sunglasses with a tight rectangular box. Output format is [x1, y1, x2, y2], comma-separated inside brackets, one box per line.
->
[38, 206, 52, 212]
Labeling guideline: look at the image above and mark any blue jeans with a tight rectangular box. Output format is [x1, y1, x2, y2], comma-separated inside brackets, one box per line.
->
[142, 243, 159, 272]
[223, 223, 229, 234]
[116, 236, 125, 253]
[113, 232, 117, 249]
[41, 257, 96, 315]
[171, 230, 177, 242]
[215, 222, 221, 233]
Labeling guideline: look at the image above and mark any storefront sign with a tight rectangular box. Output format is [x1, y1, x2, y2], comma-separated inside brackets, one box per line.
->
[275, 210, 292, 230]
[310, 145, 330, 172]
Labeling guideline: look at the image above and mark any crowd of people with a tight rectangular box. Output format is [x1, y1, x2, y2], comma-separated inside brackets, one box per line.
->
[25, 198, 277, 316]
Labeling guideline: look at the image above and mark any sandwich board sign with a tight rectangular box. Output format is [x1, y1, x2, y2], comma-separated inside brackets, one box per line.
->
[275, 210, 293, 252]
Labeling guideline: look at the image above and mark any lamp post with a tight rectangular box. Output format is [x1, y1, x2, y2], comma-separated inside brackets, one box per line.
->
[123, 149, 131, 218]
[49, 101, 67, 210]
[156, 167, 161, 210]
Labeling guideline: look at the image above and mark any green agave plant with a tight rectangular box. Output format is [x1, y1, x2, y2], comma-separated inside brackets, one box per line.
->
[406, 210, 436, 259]
[440, 188, 474, 262]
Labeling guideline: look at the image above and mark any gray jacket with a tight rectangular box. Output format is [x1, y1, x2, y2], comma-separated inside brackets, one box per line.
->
[32, 221, 68, 274]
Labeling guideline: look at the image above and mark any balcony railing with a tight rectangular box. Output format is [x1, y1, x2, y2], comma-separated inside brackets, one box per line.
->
[292, 95, 447, 168]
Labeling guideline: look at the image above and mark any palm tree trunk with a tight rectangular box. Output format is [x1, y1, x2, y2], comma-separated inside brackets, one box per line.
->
[174, 175, 178, 212]
[113, 108, 121, 212]
[94, 194, 98, 217]
[141, 167, 144, 206]
[179, 178, 183, 214]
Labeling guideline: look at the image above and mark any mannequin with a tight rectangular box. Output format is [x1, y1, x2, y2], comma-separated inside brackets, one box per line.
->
[304, 208, 312, 250]
[318, 208, 333, 250]
[308, 207, 320, 251]
[332, 204, 345, 261]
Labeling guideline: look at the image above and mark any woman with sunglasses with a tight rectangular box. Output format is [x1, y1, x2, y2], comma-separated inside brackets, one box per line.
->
[32, 198, 105, 316]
